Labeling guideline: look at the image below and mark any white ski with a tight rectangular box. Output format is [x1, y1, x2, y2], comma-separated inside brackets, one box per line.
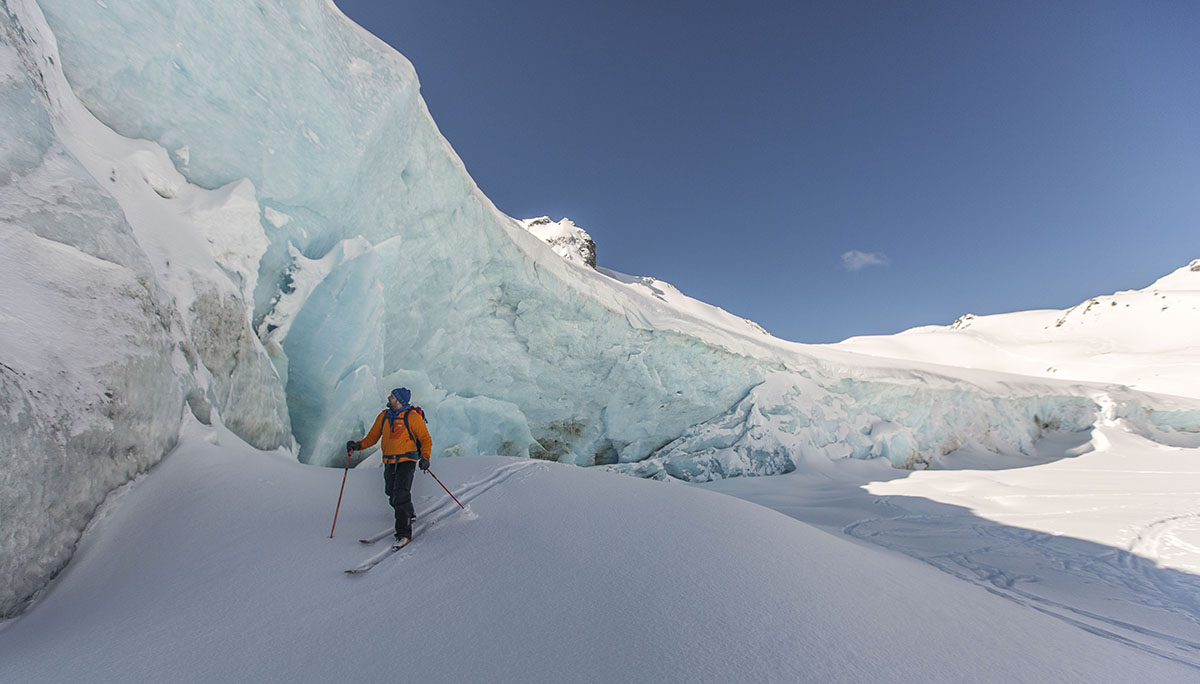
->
[359, 528, 396, 545]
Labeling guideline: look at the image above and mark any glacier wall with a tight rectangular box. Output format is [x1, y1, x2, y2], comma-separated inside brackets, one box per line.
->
[23, 0, 1143, 478]
[0, 0, 765, 616]
[609, 372, 1102, 481]
[27, 0, 770, 468]
[0, 0, 291, 618]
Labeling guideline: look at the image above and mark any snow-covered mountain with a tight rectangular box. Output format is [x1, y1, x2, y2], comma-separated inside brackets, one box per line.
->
[519, 216, 597, 268]
[838, 259, 1200, 399]
[1, 0, 1198, 659]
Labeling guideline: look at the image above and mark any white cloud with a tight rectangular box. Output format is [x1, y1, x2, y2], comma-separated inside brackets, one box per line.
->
[841, 250, 889, 272]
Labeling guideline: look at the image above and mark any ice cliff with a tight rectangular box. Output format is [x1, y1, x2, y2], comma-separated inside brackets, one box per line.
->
[0, 0, 291, 617]
[1, 0, 1197, 618]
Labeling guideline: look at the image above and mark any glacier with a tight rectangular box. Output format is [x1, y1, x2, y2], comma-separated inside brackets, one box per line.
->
[0, 0, 292, 617]
[23, 0, 775, 470]
[1, 0, 1198, 619]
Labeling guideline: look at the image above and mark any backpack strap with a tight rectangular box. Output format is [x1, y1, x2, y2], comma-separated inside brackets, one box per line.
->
[400, 406, 423, 456]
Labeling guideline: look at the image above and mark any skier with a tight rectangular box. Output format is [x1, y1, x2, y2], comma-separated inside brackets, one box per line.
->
[347, 388, 432, 545]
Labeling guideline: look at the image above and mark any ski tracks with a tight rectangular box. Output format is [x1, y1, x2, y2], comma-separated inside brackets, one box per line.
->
[844, 513, 1200, 671]
[348, 460, 542, 573]
[1129, 513, 1200, 574]
[426, 459, 543, 515]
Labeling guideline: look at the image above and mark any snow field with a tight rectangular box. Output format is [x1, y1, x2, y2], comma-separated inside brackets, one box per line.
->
[704, 421, 1200, 671]
[838, 260, 1200, 400]
[0, 422, 1196, 683]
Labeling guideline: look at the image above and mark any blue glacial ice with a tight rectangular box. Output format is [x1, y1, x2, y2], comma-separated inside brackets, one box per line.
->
[28, 0, 775, 467]
[24, 0, 1200, 471]
[0, 0, 287, 617]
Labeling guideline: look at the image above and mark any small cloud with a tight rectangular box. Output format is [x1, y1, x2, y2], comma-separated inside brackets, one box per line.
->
[841, 250, 889, 272]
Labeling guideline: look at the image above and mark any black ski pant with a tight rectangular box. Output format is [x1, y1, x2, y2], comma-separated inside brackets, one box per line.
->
[383, 458, 417, 538]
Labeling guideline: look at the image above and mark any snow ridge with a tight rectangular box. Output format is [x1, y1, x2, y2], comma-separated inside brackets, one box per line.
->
[839, 259, 1200, 399]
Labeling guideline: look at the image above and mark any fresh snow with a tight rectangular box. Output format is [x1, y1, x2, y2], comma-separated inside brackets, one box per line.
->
[704, 423, 1200, 670]
[0, 419, 1197, 683]
[837, 259, 1200, 400]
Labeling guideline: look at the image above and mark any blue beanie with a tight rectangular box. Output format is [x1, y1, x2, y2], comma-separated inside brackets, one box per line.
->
[391, 387, 411, 406]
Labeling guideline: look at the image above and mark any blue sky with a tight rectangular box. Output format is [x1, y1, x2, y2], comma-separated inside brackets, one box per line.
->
[335, 0, 1199, 343]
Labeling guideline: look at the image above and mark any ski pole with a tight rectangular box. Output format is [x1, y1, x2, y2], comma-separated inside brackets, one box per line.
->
[426, 467, 465, 510]
[329, 447, 352, 538]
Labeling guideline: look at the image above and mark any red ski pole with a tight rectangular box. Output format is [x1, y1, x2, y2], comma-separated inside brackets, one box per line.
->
[426, 468, 465, 510]
[329, 447, 353, 538]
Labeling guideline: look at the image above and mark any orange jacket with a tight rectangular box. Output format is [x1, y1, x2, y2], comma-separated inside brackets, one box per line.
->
[359, 407, 432, 462]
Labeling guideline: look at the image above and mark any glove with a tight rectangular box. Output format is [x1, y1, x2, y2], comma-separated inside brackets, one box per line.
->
[418, 458, 430, 472]
[347, 440, 361, 451]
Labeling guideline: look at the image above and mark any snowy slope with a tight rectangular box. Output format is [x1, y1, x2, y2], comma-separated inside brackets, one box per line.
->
[837, 259, 1200, 399]
[0, 421, 1195, 683]
[704, 417, 1200, 670]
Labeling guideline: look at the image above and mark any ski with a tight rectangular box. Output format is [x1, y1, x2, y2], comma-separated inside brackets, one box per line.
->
[359, 518, 431, 545]
[359, 528, 395, 545]
[345, 522, 429, 574]
[344, 544, 403, 574]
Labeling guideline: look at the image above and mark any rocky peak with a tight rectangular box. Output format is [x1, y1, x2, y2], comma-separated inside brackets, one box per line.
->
[519, 216, 597, 269]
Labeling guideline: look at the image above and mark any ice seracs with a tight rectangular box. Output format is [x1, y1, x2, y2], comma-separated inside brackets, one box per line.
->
[0, 0, 289, 618]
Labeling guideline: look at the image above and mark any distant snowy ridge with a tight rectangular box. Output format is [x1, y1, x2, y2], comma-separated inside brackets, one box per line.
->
[520, 215, 772, 340]
[838, 258, 1200, 399]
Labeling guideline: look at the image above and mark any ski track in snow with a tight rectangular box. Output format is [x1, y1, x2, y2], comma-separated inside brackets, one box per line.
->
[843, 513, 1200, 670]
[348, 460, 541, 571]
[1131, 514, 1200, 567]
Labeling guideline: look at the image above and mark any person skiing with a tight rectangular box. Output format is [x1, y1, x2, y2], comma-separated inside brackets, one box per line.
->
[347, 387, 432, 545]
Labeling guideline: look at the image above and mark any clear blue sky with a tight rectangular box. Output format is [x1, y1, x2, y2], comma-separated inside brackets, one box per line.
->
[335, 0, 1199, 343]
